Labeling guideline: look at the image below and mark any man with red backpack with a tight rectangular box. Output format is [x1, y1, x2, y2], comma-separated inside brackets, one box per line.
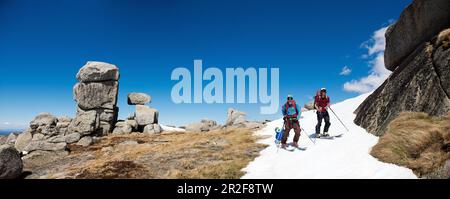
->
[314, 88, 331, 137]
[281, 95, 302, 149]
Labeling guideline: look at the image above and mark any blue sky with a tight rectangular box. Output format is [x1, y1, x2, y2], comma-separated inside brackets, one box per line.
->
[0, 0, 411, 129]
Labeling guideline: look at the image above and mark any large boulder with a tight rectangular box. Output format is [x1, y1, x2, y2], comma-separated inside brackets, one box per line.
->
[225, 108, 247, 126]
[143, 124, 162, 134]
[22, 150, 69, 169]
[135, 105, 158, 126]
[76, 61, 119, 83]
[76, 136, 93, 147]
[68, 110, 99, 135]
[14, 130, 33, 152]
[73, 81, 118, 110]
[23, 141, 67, 152]
[355, 40, 450, 136]
[128, 93, 151, 105]
[384, 0, 450, 71]
[112, 121, 133, 135]
[0, 145, 23, 179]
[30, 113, 57, 129]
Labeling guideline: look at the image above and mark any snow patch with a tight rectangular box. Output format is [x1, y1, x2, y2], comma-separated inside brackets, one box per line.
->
[242, 93, 417, 179]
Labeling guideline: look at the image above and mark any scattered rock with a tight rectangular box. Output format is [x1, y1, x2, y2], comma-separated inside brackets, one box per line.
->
[76, 61, 119, 83]
[5, 133, 18, 145]
[118, 140, 139, 146]
[384, 0, 450, 70]
[125, 119, 138, 130]
[14, 130, 33, 152]
[112, 121, 133, 135]
[0, 136, 6, 145]
[76, 136, 93, 147]
[0, 144, 23, 179]
[127, 93, 151, 105]
[143, 124, 162, 134]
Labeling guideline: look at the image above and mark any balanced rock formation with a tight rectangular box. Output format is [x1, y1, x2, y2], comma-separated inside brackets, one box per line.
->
[0, 144, 23, 179]
[113, 92, 161, 134]
[384, 0, 450, 71]
[71, 61, 119, 135]
[355, 0, 450, 136]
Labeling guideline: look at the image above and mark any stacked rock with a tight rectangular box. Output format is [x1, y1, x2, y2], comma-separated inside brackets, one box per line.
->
[113, 93, 161, 134]
[69, 61, 119, 136]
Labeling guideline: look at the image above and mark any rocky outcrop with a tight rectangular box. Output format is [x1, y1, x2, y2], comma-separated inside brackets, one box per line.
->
[384, 0, 450, 71]
[355, 38, 450, 136]
[355, 0, 450, 136]
[71, 61, 119, 136]
[185, 119, 219, 132]
[0, 144, 23, 179]
[225, 108, 247, 127]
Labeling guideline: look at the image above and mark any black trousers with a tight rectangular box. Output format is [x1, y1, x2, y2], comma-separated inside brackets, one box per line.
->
[316, 111, 331, 134]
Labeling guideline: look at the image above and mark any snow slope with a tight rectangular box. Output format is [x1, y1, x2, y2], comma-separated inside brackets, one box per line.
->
[242, 93, 417, 179]
[161, 124, 186, 132]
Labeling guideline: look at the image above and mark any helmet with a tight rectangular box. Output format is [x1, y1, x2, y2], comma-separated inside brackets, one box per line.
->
[287, 94, 294, 100]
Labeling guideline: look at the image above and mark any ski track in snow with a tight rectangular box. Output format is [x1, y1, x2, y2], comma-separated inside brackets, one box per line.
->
[242, 93, 417, 179]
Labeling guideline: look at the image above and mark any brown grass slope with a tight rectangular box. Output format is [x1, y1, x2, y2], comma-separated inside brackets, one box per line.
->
[30, 128, 267, 179]
[371, 112, 450, 177]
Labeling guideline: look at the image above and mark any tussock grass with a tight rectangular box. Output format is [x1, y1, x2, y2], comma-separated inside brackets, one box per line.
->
[371, 112, 450, 176]
[66, 128, 266, 179]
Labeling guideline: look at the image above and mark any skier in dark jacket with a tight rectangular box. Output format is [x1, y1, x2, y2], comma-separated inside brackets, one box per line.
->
[314, 88, 331, 137]
[281, 95, 302, 148]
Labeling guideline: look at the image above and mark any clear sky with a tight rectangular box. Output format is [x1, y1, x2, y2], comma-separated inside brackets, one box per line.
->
[0, 0, 411, 129]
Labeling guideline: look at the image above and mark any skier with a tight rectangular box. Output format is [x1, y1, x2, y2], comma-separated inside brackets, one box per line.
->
[281, 95, 301, 149]
[315, 88, 331, 137]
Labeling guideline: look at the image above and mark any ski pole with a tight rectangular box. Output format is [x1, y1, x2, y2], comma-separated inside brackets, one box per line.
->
[329, 107, 349, 132]
[301, 127, 316, 145]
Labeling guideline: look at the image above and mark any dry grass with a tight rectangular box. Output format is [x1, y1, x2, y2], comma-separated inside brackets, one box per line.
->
[63, 128, 266, 179]
[371, 112, 450, 177]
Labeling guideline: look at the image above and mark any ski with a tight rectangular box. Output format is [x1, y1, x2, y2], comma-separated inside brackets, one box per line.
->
[288, 143, 307, 151]
[293, 146, 307, 151]
[281, 147, 295, 152]
[315, 133, 343, 139]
